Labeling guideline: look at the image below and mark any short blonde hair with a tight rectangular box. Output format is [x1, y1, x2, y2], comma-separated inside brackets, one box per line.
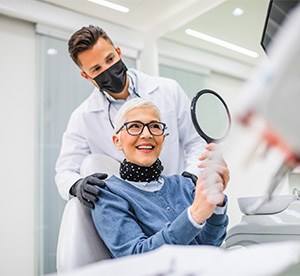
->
[114, 98, 161, 132]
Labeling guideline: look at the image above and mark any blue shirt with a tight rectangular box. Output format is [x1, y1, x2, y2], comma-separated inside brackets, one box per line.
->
[91, 175, 228, 258]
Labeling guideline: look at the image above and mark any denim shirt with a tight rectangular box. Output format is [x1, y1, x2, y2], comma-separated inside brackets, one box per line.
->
[91, 175, 228, 258]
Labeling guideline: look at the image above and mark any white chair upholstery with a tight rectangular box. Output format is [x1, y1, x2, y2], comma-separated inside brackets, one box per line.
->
[79, 154, 120, 177]
[56, 154, 120, 273]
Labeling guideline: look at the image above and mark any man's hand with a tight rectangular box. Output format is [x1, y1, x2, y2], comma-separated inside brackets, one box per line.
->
[71, 173, 108, 208]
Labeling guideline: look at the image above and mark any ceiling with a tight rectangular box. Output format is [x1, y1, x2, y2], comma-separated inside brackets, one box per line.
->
[39, 0, 270, 66]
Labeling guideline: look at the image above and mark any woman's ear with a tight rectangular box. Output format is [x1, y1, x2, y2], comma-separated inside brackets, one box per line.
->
[112, 134, 122, 150]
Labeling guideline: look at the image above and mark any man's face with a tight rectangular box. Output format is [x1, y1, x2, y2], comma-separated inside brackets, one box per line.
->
[78, 37, 121, 81]
[113, 107, 166, 167]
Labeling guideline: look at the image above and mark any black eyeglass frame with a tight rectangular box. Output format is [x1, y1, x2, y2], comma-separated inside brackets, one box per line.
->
[116, 120, 167, 136]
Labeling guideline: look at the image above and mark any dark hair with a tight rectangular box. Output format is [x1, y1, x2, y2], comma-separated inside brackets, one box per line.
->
[68, 25, 114, 67]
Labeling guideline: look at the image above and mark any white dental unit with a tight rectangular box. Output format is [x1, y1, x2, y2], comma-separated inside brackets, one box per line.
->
[225, 1, 300, 249]
[225, 192, 300, 248]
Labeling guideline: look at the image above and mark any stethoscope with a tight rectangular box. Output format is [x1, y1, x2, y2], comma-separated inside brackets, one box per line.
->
[104, 74, 140, 129]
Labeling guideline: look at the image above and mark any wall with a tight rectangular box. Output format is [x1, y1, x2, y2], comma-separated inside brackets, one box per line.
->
[0, 15, 36, 275]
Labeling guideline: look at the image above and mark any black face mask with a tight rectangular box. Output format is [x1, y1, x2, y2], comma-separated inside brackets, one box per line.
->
[93, 59, 128, 94]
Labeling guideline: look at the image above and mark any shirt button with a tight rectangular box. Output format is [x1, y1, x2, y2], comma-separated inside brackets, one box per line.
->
[166, 206, 170, 210]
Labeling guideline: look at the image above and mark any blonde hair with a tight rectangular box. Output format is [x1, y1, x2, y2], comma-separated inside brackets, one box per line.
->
[114, 98, 161, 132]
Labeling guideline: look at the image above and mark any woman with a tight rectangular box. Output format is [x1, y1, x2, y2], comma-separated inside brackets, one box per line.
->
[91, 97, 229, 258]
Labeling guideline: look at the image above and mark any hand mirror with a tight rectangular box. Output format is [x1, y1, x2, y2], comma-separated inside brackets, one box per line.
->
[191, 89, 231, 143]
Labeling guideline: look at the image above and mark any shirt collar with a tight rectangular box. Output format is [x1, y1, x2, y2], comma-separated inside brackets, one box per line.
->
[116, 175, 164, 192]
[128, 68, 158, 96]
[104, 72, 137, 102]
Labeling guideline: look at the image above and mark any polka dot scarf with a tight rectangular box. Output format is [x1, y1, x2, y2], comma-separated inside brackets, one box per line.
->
[119, 159, 164, 182]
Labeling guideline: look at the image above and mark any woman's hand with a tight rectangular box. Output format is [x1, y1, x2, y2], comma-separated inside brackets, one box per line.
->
[190, 143, 229, 224]
[190, 170, 224, 224]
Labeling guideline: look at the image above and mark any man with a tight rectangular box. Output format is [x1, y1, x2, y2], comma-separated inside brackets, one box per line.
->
[55, 25, 225, 208]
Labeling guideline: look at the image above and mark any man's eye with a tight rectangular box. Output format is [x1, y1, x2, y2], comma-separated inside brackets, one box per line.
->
[93, 66, 101, 72]
[107, 57, 114, 64]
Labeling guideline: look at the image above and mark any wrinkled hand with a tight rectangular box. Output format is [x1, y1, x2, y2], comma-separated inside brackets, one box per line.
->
[71, 173, 108, 209]
[198, 143, 230, 191]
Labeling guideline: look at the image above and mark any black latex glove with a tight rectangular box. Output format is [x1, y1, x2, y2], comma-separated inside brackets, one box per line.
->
[182, 171, 198, 185]
[70, 173, 108, 209]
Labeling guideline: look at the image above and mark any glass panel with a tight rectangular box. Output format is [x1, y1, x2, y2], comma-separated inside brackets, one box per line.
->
[159, 64, 207, 99]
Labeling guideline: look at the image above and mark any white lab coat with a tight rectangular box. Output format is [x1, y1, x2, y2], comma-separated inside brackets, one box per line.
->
[55, 69, 206, 200]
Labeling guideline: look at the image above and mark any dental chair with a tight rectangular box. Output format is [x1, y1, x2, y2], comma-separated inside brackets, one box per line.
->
[56, 154, 120, 273]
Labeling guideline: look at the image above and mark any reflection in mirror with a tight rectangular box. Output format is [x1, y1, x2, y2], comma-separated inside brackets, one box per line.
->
[191, 89, 231, 143]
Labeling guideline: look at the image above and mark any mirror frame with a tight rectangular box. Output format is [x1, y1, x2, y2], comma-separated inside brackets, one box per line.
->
[190, 89, 231, 143]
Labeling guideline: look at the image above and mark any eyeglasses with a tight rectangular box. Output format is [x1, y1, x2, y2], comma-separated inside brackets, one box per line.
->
[116, 121, 167, 136]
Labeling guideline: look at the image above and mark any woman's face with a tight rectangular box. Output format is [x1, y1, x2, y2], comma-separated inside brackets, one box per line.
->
[113, 106, 166, 167]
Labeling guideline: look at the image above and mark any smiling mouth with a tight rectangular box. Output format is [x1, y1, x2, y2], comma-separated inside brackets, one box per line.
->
[136, 145, 154, 150]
